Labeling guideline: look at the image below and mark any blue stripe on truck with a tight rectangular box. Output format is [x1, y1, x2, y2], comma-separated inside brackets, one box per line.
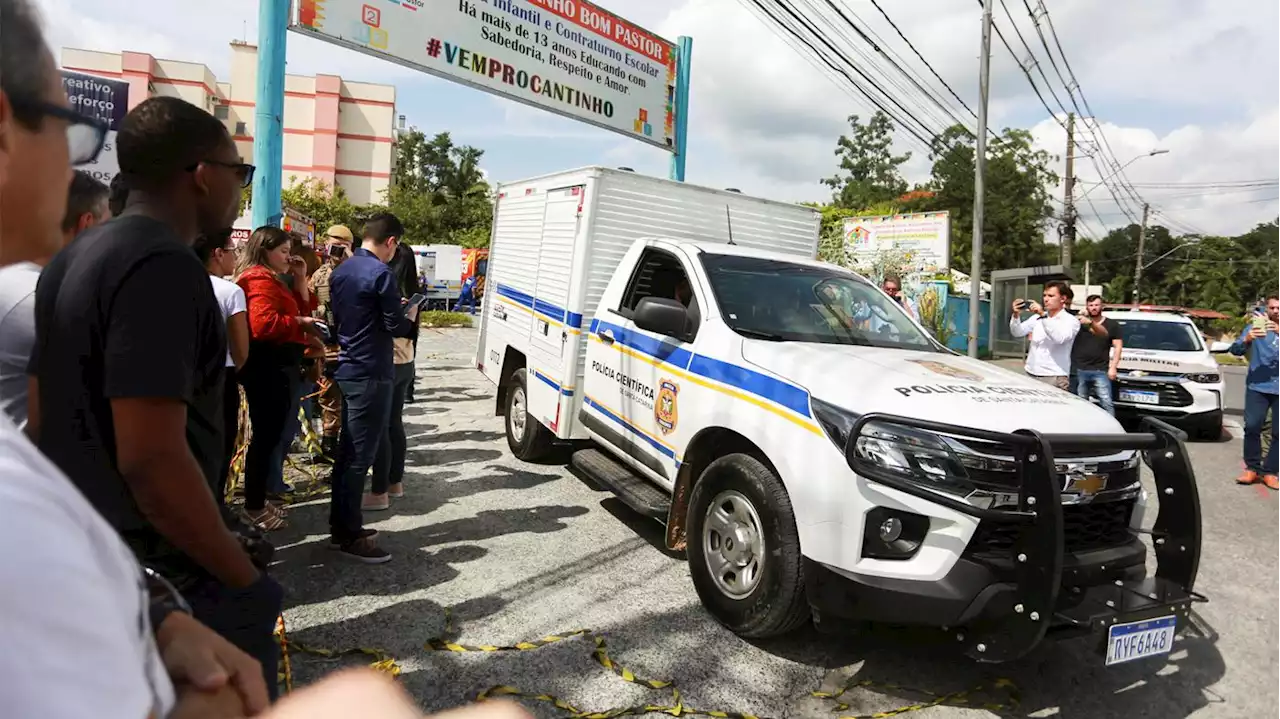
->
[495, 284, 582, 328]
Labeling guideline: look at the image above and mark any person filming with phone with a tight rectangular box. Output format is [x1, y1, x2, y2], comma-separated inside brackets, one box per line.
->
[1009, 281, 1080, 390]
[1230, 294, 1279, 489]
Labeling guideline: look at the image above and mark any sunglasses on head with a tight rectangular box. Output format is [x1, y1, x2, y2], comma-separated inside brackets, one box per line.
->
[11, 98, 109, 166]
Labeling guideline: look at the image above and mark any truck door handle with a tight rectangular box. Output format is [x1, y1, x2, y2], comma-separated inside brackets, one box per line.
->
[599, 330, 615, 344]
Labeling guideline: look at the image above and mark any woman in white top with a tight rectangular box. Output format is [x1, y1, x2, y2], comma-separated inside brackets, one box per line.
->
[193, 229, 250, 506]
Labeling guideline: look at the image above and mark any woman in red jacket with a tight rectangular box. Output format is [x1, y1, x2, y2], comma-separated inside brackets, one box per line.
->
[234, 227, 320, 530]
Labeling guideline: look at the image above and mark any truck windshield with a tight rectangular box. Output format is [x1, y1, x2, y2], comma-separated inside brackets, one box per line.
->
[699, 254, 941, 351]
[1114, 318, 1204, 352]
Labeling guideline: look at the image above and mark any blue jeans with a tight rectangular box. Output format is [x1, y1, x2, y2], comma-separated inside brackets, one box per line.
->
[329, 378, 394, 543]
[1076, 369, 1115, 415]
[1243, 389, 1278, 473]
[267, 366, 302, 494]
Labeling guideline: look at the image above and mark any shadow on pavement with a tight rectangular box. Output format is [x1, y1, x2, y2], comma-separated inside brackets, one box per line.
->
[397, 505, 589, 548]
[404, 446, 503, 467]
[428, 429, 506, 444]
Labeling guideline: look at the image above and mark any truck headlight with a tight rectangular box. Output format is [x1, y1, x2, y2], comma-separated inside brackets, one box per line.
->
[814, 398, 975, 495]
[1183, 373, 1220, 384]
[853, 421, 974, 496]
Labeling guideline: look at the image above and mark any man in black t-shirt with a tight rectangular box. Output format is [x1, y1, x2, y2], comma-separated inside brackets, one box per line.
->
[27, 96, 283, 699]
[1070, 294, 1123, 415]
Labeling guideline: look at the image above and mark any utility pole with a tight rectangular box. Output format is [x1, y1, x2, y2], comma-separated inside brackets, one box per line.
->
[1084, 259, 1090, 290]
[1060, 113, 1076, 268]
[967, 0, 993, 358]
[1131, 203, 1150, 304]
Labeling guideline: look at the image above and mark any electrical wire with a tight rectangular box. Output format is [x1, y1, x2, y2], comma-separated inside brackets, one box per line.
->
[742, 0, 941, 150]
[864, 0, 983, 125]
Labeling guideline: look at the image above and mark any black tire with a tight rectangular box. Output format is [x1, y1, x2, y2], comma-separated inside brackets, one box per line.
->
[504, 368, 553, 461]
[686, 453, 810, 638]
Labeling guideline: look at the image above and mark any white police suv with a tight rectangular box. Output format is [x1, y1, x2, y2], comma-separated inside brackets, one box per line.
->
[1107, 309, 1229, 439]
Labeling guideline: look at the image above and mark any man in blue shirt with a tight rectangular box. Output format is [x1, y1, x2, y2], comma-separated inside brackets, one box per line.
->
[328, 212, 418, 562]
[1230, 294, 1279, 489]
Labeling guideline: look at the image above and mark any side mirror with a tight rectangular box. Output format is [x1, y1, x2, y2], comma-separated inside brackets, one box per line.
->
[634, 296, 688, 338]
[1209, 340, 1232, 353]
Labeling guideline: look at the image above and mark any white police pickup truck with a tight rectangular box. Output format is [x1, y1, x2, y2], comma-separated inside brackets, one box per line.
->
[476, 167, 1204, 664]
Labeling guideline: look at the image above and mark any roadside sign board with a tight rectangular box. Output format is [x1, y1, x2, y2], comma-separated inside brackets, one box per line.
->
[290, 0, 678, 150]
[843, 211, 952, 275]
[60, 70, 130, 184]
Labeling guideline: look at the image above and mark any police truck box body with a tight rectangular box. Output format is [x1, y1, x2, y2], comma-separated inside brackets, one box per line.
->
[476, 167, 1203, 665]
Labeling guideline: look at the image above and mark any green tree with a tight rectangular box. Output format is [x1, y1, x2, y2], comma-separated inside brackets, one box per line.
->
[822, 111, 911, 211]
[280, 176, 367, 233]
[387, 128, 493, 246]
[913, 125, 1059, 274]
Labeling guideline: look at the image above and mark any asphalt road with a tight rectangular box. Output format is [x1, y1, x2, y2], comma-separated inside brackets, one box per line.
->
[273, 328, 1276, 718]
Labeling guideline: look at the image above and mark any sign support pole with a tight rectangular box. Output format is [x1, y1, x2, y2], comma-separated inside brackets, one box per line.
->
[251, 0, 289, 230]
[669, 36, 693, 182]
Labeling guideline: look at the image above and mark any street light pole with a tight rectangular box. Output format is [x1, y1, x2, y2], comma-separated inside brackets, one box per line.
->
[1131, 203, 1150, 304]
[967, 0, 993, 358]
[1078, 148, 1169, 202]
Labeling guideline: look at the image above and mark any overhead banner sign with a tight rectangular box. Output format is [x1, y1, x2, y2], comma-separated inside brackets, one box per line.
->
[60, 70, 129, 184]
[843, 211, 952, 274]
[291, 0, 678, 151]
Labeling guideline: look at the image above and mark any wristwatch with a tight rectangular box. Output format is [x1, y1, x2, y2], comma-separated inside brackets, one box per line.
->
[144, 566, 192, 633]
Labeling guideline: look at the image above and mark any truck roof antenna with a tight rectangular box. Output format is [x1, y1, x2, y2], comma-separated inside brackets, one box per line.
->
[725, 205, 736, 245]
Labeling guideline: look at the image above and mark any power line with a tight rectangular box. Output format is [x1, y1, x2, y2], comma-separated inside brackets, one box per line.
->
[864, 0, 983, 124]
[814, 0, 975, 135]
[798, 0, 967, 135]
[744, 0, 942, 149]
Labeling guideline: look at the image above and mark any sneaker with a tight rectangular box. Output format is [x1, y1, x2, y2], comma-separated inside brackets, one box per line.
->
[388, 483, 405, 499]
[363, 493, 391, 511]
[1264, 475, 1279, 491]
[1237, 470, 1261, 485]
[338, 536, 391, 564]
[327, 528, 378, 548]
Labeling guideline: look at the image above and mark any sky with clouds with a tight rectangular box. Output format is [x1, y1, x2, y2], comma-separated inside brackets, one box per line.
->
[37, 0, 1279, 237]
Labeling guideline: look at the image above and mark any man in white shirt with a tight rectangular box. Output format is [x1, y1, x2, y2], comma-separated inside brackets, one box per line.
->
[1009, 280, 1079, 390]
[0, 169, 109, 429]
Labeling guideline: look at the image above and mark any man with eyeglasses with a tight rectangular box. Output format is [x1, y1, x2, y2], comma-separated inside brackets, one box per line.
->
[310, 224, 354, 460]
[0, 170, 109, 429]
[0, 1, 270, 717]
[26, 90, 284, 702]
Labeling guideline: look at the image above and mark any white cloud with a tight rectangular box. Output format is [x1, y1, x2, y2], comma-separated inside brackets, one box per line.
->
[36, 0, 1278, 237]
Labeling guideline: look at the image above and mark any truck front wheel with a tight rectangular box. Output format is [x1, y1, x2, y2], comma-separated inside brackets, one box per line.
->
[687, 453, 810, 638]
[504, 368, 553, 461]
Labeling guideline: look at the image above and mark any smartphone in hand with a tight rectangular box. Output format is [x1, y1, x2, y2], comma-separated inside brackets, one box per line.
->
[1252, 314, 1268, 333]
[404, 293, 426, 316]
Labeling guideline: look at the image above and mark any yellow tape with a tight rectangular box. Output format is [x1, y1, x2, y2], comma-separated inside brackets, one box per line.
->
[425, 612, 1017, 719]
[275, 612, 401, 693]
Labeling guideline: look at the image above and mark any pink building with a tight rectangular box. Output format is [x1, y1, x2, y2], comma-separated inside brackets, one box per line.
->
[61, 42, 396, 205]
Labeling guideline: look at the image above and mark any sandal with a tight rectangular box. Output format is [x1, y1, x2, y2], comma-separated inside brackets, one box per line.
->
[243, 507, 288, 532]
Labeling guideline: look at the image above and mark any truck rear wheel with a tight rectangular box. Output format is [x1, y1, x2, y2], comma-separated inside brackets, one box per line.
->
[504, 368, 553, 461]
[686, 453, 810, 638]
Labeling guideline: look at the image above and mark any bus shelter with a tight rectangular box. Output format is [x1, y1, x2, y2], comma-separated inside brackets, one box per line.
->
[989, 264, 1077, 358]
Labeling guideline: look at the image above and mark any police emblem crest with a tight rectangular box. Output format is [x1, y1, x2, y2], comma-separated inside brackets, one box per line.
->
[655, 379, 679, 435]
[907, 359, 985, 382]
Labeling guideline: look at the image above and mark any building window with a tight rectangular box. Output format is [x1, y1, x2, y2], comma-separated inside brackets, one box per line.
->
[214, 104, 229, 120]
[234, 121, 247, 137]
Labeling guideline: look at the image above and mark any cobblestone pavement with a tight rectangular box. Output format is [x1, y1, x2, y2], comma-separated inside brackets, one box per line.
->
[272, 328, 1275, 718]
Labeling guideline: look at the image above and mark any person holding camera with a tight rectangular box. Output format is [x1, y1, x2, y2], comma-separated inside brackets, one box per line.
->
[1009, 281, 1080, 390]
[310, 225, 354, 460]
[1231, 295, 1279, 489]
